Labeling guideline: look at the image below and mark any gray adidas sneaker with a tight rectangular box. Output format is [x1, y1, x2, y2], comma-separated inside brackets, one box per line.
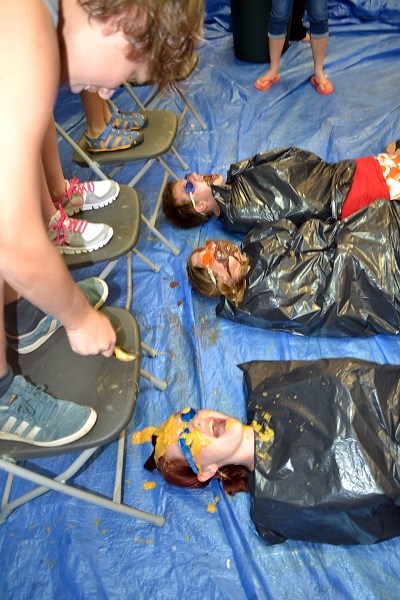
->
[6, 277, 109, 354]
[55, 178, 120, 216]
[48, 208, 113, 254]
[0, 375, 97, 447]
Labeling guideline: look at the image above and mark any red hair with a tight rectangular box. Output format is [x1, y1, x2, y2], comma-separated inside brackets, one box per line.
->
[144, 435, 250, 496]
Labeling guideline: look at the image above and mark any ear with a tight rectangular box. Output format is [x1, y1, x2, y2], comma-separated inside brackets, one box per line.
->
[194, 200, 208, 215]
[101, 16, 120, 37]
[197, 463, 218, 482]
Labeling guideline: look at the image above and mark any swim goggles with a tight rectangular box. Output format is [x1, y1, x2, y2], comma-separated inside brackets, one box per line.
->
[183, 177, 196, 209]
[177, 407, 199, 474]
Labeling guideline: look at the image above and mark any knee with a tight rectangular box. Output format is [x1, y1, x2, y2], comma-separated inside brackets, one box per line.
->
[307, 0, 329, 36]
[269, 1, 292, 37]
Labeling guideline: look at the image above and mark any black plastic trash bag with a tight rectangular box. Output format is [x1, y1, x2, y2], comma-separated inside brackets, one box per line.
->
[213, 147, 356, 233]
[217, 199, 400, 336]
[241, 358, 400, 545]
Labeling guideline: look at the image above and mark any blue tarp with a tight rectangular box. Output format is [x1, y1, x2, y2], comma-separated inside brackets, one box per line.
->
[1, 1, 400, 598]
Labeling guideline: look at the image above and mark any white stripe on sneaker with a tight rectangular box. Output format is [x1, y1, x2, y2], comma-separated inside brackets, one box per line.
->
[1, 416, 17, 433]
[14, 421, 30, 436]
[26, 426, 41, 440]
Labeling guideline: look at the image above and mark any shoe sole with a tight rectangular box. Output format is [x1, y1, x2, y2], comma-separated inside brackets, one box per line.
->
[0, 408, 97, 446]
[57, 227, 114, 255]
[65, 183, 120, 216]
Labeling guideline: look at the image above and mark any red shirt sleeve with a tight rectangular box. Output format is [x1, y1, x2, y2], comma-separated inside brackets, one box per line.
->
[340, 157, 390, 219]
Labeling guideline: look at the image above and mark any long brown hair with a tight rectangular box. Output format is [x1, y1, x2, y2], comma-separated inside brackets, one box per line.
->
[187, 248, 248, 306]
[144, 436, 250, 496]
[79, 0, 204, 87]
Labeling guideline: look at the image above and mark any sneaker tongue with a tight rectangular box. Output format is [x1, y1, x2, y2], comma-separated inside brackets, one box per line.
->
[49, 211, 61, 226]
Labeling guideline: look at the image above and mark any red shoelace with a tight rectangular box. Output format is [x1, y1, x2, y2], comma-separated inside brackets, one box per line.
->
[49, 204, 88, 246]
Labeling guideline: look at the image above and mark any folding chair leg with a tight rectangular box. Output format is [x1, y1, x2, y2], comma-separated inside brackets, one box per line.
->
[122, 83, 146, 111]
[113, 429, 126, 503]
[0, 456, 164, 526]
[140, 369, 168, 391]
[150, 172, 168, 226]
[175, 86, 208, 130]
[141, 214, 180, 256]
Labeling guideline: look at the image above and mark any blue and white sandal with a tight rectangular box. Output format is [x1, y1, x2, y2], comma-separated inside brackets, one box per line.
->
[85, 120, 144, 153]
[111, 110, 148, 131]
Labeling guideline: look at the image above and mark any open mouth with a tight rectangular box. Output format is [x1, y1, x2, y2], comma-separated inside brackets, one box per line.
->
[210, 418, 226, 438]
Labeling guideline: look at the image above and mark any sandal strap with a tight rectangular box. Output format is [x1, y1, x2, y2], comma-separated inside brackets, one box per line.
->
[111, 109, 148, 130]
[85, 120, 139, 151]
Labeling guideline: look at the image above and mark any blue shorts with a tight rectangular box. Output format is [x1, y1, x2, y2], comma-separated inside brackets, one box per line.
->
[269, 0, 329, 39]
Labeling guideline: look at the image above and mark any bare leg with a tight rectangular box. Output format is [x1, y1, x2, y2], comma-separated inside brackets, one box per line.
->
[80, 91, 109, 138]
[254, 37, 285, 90]
[0, 278, 8, 376]
[40, 158, 58, 224]
[310, 36, 334, 93]
[41, 115, 67, 201]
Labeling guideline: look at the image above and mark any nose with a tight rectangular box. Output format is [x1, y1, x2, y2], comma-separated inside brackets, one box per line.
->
[190, 415, 202, 432]
[191, 173, 203, 182]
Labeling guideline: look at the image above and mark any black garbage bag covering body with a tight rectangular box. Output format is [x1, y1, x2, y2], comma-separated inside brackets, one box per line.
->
[216, 199, 400, 337]
[241, 358, 400, 545]
[211, 148, 356, 234]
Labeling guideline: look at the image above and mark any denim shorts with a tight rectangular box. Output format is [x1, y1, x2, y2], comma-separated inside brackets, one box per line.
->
[268, 0, 329, 39]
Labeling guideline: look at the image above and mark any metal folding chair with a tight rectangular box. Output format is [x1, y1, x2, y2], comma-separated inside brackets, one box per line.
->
[0, 307, 164, 527]
[56, 109, 187, 257]
[63, 184, 167, 391]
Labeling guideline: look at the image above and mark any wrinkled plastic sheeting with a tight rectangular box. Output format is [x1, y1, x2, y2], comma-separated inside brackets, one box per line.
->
[242, 359, 400, 545]
[1, 2, 400, 600]
[218, 200, 400, 337]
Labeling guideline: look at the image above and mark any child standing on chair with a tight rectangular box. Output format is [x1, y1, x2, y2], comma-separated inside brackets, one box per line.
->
[0, 0, 203, 447]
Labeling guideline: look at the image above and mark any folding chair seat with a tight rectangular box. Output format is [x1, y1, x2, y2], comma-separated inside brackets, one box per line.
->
[56, 110, 186, 256]
[63, 184, 167, 391]
[0, 307, 164, 526]
[121, 52, 207, 132]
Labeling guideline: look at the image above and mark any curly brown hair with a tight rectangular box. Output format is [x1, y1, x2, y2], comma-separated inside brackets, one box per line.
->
[162, 181, 211, 229]
[79, 0, 204, 87]
[144, 435, 250, 495]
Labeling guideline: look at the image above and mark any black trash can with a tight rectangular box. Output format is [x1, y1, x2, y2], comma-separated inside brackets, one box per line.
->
[230, 0, 291, 63]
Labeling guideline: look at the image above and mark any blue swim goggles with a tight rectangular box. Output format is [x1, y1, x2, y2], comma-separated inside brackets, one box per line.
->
[183, 176, 196, 209]
[177, 407, 198, 474]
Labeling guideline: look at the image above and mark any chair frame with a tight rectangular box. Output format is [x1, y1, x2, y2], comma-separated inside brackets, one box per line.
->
[0, 307, 164, 527]
[62, 184, 168, 391]
[56, 110, 186, 258]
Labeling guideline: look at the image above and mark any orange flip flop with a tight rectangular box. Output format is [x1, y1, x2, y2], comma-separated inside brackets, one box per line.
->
[310, 76, 334, 95]
[254, 74, 280, 91]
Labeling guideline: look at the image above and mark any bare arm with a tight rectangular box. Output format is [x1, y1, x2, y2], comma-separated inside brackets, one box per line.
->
[0, 1, 116, 355]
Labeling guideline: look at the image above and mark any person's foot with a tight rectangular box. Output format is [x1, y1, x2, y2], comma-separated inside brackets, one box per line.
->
[0, 375, 97, 446]
[54, 178, 120, 216]
[111, 110, 148, 131]
[310, 75, 334, 95]
[85, 121, 144, 153]
[384, 140, 400, 156]
[48, 206, 113, 254]
[6, 277, 109, 354]
[254, 73, 280, 91]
